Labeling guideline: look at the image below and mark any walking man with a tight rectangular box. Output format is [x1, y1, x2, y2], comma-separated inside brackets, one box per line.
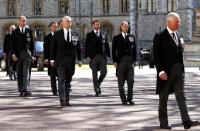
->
[11, 15, 34, 97]
[50, 16, 82, 106]
[85, 19, 111, 96]
[44, 21, 58, 95]
[112, 21, 137, 105]
[153, 12, 199, 129]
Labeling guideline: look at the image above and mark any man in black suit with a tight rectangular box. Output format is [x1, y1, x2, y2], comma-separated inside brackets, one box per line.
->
[153, 12, 199, 129]
[11, 15, 34, 97]
[112, 21, 137, 105]
[44, 21, 58, 96]
[50, 16, 82, 106]
[3, 25, 16, 80]
[85, 19, 111, 96]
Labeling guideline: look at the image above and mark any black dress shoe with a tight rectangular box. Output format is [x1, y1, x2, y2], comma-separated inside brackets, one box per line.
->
[19, 92, 25, 97]
[160, 125, 172, 129]
[95, 92, 99, 97]
[122, 101, 127, 105]
[183, 120, 199, 129]
[127, 101, 135, 105]
[60, 100, 66, 107]
[24, 91, 32, 97]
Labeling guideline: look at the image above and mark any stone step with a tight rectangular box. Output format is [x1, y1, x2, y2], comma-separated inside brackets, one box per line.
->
[184, 44, 200, 52]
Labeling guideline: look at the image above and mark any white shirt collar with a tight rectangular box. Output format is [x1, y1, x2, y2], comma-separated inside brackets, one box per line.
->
[94, 29, 99, 33]
[63, 28, 71, 32]
[121, 32, 127, 38]
[51, 32, 54, 36]
[167, 27, 176, 34]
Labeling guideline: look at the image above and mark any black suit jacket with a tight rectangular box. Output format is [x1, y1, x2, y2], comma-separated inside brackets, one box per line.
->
[3, 34, 12, 54]
[112, 33, 137, 64]
[44, 33, 53, 60]
[44, 33, 55, 75]
[11, 27, 34, 58]
[153, 28, 184, 94]
[50, 29, 82, 68]
[85, 30, 110, 59]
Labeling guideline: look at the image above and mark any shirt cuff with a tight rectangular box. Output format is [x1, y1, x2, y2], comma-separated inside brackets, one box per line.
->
[50, 60, 55, 63]
[159, 71, 165, 76]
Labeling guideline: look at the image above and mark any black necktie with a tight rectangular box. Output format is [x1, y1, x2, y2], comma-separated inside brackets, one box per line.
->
[172, 33, 175, 39]
[67, 30, 69, 43]
[172, 32, 178, 44]
[21, 28, 24, 34]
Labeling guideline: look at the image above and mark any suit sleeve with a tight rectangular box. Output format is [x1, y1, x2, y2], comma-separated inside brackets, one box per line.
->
[50, 34, 56, 61]
[105, 35, 111, 57]
[153, 33, 163, 73]
[76, 40, 82, 61]
[3, 35, 7, 53]
[29, 30, 34, 57]
[112, 36, 117, 63]
[43, 36, 48, 60]
[11, 31, 16, 56]
[84, 33, 90, 58]
[132, 36, 137, 62]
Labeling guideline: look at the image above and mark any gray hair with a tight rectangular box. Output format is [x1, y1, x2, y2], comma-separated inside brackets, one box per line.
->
[10, 25, 16, 30]
[19, 15, 26, 21]
[166, 12, 180, 22]
[62, 16, 72, 22]
[120, 21, 129, 26]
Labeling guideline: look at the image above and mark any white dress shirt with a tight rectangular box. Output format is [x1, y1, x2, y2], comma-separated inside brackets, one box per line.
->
[121, 32, 127, 39]
[63, 28, 71, 42]
[94, 29, 100, 37]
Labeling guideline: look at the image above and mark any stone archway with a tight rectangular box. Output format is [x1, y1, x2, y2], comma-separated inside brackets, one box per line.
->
[29, 22, 47, 41]
[101, 21, 114, 42]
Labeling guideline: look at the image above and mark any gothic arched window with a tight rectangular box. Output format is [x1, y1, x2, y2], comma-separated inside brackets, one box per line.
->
[33, 0, 43, 15]
[58, 0, 69, 14]
[121, 0, 129, 13]
[7, 0, 17, 16]
[147, 0, 156, 13]
[103, 0, 110, 14]
[167, 0, 177, 12]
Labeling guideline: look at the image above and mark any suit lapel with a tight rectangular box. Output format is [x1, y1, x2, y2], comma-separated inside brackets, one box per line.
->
[164, 29, 177, 47]
[61, 29, 65, 42]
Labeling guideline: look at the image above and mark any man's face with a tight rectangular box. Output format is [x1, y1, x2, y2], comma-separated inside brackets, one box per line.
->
[59, 21, 63, 29]
[121, 23, 129, 33]
[168, 17, 180, 31]
[62, 19, 72, 29]
[93, 22, 100, 30]
[50, 23, 58, 32]
[19, 17, 26, 27]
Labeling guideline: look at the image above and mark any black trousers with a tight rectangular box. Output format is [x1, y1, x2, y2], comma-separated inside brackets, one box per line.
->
[117, 55, 134, 102]
[49, 67, 57, 94]
[91, 54, 107, 93]
[57, 56, 74, 101]
[17, 51, 31, 92]
[159, 63, 191, 126]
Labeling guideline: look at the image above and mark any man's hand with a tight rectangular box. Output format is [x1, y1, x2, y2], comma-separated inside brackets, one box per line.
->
[12, 54, 18, 62]
[3, 53, 6, 59]
[31, 57, 35, 64]
[50, 61, 55, 67]
[78, 61, 82, 67]
[44, 59, 49, 65]
[114, 62, 117, 68]
[159, 72, 168, 80]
